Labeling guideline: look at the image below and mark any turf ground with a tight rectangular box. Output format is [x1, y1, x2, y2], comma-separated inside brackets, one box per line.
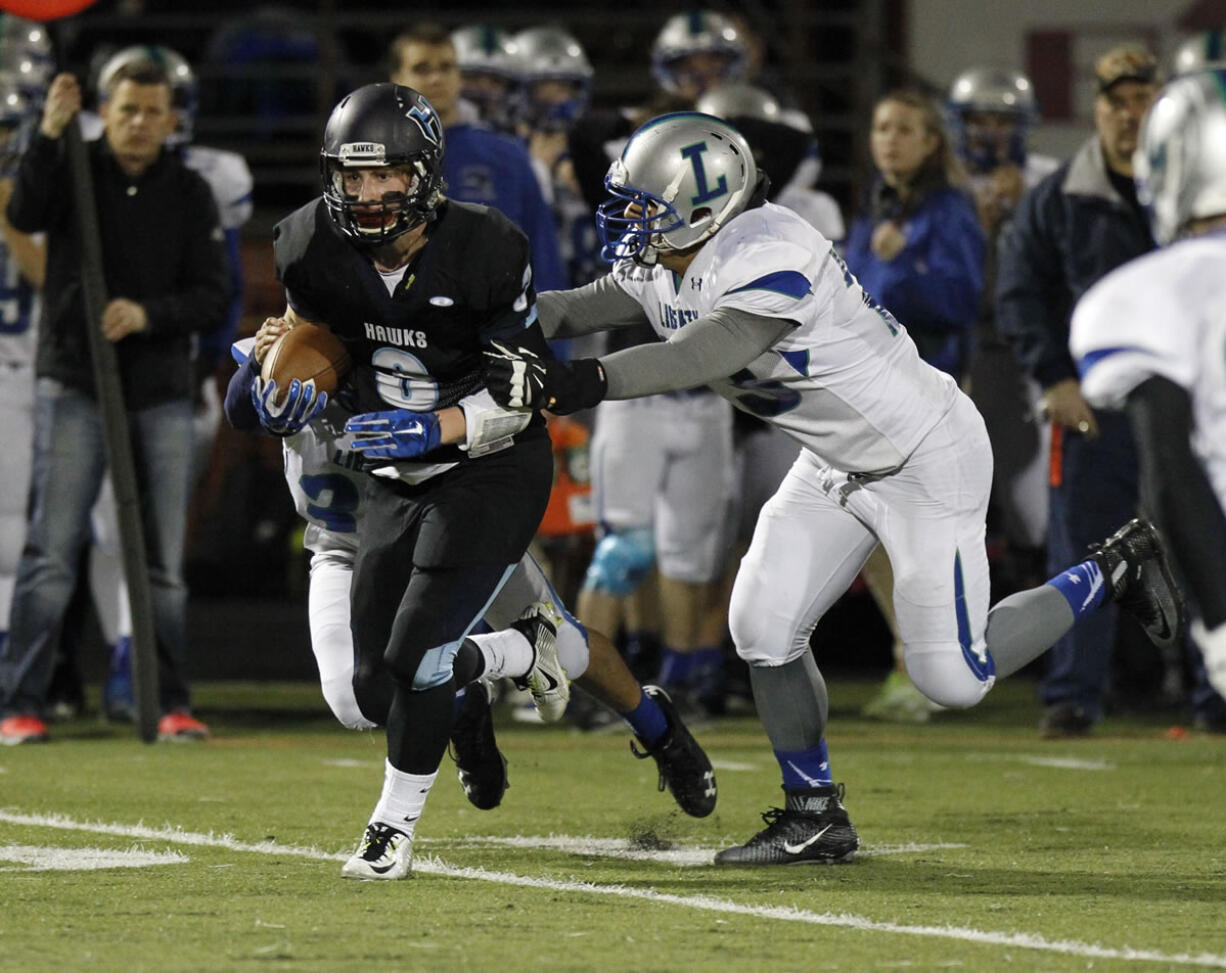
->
[1, 677, 1223, 972]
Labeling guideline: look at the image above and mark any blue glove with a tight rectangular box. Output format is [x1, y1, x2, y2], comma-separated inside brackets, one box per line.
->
[251, 376, 327, 436]
[345, 409, 442, 459]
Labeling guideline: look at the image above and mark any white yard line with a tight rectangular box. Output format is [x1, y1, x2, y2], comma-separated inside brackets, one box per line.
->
[2, 808, 1222, 968]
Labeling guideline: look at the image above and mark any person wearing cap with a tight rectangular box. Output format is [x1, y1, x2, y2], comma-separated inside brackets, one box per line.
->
[996, 44, 1171, 737]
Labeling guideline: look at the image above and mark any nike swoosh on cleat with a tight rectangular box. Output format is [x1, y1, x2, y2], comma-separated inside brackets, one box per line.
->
[368, 861, 398, 874]
[536, 670, 560, 692]
[783, 824, 833, 856]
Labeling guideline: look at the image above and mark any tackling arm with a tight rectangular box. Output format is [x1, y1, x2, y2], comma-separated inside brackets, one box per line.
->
[537, 274, 651, 340]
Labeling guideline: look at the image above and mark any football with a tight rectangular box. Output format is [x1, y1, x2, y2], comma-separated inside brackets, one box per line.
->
[260, 323, 351, 404]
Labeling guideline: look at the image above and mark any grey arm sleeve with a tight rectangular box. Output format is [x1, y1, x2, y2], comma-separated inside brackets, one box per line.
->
[537, 275, 649, 339]
[600, 308, 794, 399]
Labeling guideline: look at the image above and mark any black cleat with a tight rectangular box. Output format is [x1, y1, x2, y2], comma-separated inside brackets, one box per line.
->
[1088, 518, 1184, 649]
[630, 685, 717, 817]
[450, 681, 508, 810]
[715, 783, 859, 866]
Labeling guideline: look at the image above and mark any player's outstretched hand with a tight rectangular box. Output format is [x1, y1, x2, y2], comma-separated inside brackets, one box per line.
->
[252, 376, 326, 436]
[483, 340, 607, 415]
[345, 409, 442, 460]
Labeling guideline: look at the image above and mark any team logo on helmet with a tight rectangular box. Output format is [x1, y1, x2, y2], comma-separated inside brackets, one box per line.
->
[408, 103, 443, 148]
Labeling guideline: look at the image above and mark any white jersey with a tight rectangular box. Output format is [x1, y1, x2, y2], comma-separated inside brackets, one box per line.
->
[1071, 231, 1226, 510]
[0, 233, 40, 367]
[282, 405, 365, 557]
[183, 144, 253, 231]
[612, 201, 960, 474]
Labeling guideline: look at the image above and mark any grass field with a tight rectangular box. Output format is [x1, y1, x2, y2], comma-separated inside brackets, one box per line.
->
[2, 677, 1224, 972]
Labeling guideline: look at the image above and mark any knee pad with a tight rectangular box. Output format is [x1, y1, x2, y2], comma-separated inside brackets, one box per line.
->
[582, 527, 655, 597]
[905, 642, 995, 709]
[408, 639, 463, 691]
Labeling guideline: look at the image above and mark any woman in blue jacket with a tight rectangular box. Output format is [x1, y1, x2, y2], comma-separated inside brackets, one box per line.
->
[845, 89, 985, 384]
[845, 89, 986, 724]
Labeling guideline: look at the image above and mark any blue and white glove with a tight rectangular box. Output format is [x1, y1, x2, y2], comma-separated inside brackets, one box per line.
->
[345, 409, 442, 460]
[251, 376, 327, 436]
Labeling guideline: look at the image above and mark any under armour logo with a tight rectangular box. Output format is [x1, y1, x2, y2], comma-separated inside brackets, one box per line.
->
[691, 277, 702, 290]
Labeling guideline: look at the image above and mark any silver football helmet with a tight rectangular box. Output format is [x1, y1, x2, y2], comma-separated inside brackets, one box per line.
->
[947, 66, 1038, 168]
[1170, 31, 1226, 77]
[695, 82, 781, 123]
[1134, 67, 1226, 245]
[0, 15, 53, 103]
[97, 45, 198, 147]
[0, 70, 34, 176]
[512, 26, 593, 132]
[451, 25, 520, 80]
[651, 11, 747, 97]
[597, 111, 757, 265]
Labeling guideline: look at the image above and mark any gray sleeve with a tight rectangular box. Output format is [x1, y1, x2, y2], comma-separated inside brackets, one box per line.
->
[536, 274, 649, 339]
[600, 308, 794, 399]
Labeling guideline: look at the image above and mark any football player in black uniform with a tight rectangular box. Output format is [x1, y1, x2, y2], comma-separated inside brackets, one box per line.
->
[243, 83, 717, 880]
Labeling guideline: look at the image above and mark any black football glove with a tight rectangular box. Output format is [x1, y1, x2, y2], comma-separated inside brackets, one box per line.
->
[483, 340, 607, 415]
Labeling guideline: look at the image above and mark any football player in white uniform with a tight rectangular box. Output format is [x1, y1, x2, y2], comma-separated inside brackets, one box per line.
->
[1070, 68, 1226, 703]
[0, 68, 42, 675]
[485, 111, 1184, 865]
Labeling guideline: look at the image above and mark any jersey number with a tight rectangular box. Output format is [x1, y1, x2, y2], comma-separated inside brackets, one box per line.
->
[371, 346, 440, 410]
[727, 368, 802, 417]
[299, 472, 360, 533]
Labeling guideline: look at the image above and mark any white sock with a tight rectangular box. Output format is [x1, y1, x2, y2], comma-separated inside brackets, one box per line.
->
[467, 629, 534, 680]
[369, 760, 438, 833]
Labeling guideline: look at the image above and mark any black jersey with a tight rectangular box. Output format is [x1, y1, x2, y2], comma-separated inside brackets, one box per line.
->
[273, 197, 545, 470]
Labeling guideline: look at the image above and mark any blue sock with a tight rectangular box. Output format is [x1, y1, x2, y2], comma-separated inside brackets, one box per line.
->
[691, 646, 723, 693]
[1047, 560, 1109, 620]
[623, 689, 669, 747]
[656, 648, 697, 688]
[775, 740, 834, 790]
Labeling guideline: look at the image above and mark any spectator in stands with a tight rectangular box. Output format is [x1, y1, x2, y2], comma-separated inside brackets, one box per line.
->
[0, 61, 228, 745]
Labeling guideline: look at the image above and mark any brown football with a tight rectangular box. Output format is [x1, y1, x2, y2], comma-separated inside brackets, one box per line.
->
[260, 323, 351, 404]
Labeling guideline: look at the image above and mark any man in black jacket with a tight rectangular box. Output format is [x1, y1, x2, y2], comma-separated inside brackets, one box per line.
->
[0, 60, 227, 744]
[996, 45, 1171, 737]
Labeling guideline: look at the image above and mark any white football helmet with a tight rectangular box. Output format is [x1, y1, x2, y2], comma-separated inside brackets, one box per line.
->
[1134, 67, 1226, 245]
[695, 82, 781, 123]
[1170, 31, 1226, 77]
[597, 111, 757, 265]
[651, 11, 746, 97]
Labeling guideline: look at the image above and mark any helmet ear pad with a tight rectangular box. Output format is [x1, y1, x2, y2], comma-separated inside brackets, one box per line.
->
[319, 83, 446, 247]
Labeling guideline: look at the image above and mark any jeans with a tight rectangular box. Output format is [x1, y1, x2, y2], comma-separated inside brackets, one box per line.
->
[0, 379, 194, 717]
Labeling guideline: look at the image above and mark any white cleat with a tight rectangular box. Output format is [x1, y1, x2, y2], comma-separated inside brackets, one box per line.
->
[340, 822, 413, 880]
[512, 602, 570, 722]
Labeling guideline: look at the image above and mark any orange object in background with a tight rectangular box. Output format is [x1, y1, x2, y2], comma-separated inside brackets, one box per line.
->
[538, 415, 594, 537]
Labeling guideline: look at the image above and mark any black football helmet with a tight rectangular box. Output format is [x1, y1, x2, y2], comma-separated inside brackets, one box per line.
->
[320, 83, 446, 246]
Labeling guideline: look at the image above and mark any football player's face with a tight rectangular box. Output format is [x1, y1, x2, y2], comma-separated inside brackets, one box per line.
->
[340, 166, 416, 232]
[870, 99, 938, 184]
[1095, 81, 1157, 174]
[101, 80, 175, 172]
[964, 110, 1019, 163]
[392, 42, 461, 122]
[670, 52, 734, 101]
